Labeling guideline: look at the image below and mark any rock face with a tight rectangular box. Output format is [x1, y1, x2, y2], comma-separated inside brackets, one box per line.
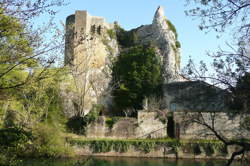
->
[64, 11, 119, 116]
[134, 6, 182, 83]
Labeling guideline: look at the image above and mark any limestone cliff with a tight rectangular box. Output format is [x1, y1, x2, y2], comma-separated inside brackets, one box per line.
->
[133, 6, 182, 83]
[64, 11, 119, 116]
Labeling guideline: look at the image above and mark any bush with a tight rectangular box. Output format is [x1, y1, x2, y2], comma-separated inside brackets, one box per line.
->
[66, 104, 103, 134]
[105, 117, 120, 129]
[69, 138, 180, 154]
[66, 116, 87, 135]
[107, 29, 116, 39]
[0, 127, 31, 148]
[165, 19, 178, 39]
[114, 23, 138, 47]
[0, 153, 20, 166]
[175, 41, 181, 48]
[3, 110, 22, 128]
[31, 123, 73, 158]
[193, 144, 202, 155]
[201, 143, 214, 156]
[112, 45, 163, 113]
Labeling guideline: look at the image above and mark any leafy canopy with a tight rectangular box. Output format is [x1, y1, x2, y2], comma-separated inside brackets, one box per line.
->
[112, 45, 163, 113]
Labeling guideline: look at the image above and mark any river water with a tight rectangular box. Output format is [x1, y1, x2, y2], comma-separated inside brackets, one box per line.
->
[19, 157, 244, 166]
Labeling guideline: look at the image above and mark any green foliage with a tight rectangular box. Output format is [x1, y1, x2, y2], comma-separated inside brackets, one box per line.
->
[231, 73, 250, 111]
[112, 45, 163, 113]
[242, 116, 250, 131]
[0, 153, 20, 166]
[0, 8, 36, 90]
[69, 138, 231, 157]
[114, 23, 138, 47]
[66, 104, 103, 134]
[0, 128, 31, 148]
[165, 19, 178, 39]
[107, 29, 116, 39]
[69, 138, 180, 154]
[3, 110, 22, 128]
[192, 144, 202, 155]
[0, 128, 31, 165]
[105, 117, 120, 129]
[201, 143, 214, 156]
[66, 116, 87, 135]
[175, 41, 181, 48]
[87, 104, 104, 123]
[31, 123, 73, 158]
[133, 141, 156, 153]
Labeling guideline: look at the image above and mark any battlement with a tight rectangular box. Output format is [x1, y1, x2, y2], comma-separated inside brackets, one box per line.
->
[66, 10, 113, 36]
[65, 10, 114, 65]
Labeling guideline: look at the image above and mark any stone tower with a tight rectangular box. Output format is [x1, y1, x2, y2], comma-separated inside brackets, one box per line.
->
[64, 11, 119, 116]
[65, 10, 118, 66]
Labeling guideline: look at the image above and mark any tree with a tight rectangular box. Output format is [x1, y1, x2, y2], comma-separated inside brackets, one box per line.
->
[0, 0, 68, 164]
[0, 0, 66, 120]
[0, 0, 66, 90]
[111, 45, 163, 115]
[184, 0, 250, 165]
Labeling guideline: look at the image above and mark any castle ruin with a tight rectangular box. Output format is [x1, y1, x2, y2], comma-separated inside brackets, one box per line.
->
[63, 7, 250, 140]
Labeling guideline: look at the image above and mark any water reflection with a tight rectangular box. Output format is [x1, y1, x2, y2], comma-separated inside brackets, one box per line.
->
[19, 157, 242, 166]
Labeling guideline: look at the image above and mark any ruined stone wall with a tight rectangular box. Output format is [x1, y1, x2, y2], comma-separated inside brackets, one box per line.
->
[174, 111, 250, 140]
[163, 81, 228, 112]
[84, 110, 250, 140]
[137, 111, 167, 138]
[85, 111, 167, 139]
[86, 116, 138, 139]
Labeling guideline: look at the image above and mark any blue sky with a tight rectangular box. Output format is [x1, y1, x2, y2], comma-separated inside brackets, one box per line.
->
[53, 0, 230, 68]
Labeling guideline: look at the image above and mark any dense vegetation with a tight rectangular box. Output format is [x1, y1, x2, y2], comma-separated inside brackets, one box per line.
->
[111, 45, 163, 115]
[0, 1, 72, 165]
[69, 138, 228, 156]
[66, 104, 103, 135]
[114, 23, 139, 48]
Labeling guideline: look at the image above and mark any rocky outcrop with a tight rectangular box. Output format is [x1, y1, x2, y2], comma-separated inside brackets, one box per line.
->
[64, 11, 119, 116]
[133, 6, 181, 83]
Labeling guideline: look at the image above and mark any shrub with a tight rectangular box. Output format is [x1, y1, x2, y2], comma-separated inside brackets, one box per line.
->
[105, 117, 120, 129]
[90, 140, 112, 153]
[165, 19, 178, 39]
[31, 123, 73, 158]
[193, 144, 202, 155]
[0, 153, 20, 166]
[66, 116, 87, 135]
[66, 104, 103, 134]
[201, 143, 214, 156]
[69, 138, 180, 154]
[133, 141, 156, 153]
[3, 110, 22, 128]
[0, 127, 31, 165]
[0, 127, 31, 148]
[107, 29, 116, 39]
[112, 45, 163, 113]
[175, 41, 181, 48]
[114, 23, 138, 47]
